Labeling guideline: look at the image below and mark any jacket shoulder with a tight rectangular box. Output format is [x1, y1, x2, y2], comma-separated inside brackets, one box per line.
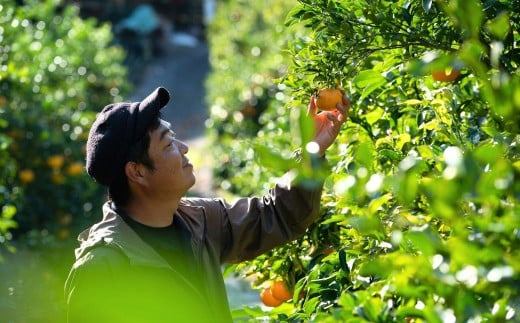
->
[73, 245, 129, 271]
[178, 197, 227, 231]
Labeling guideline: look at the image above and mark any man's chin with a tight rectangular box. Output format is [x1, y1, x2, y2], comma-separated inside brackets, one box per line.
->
[189, 176, 196, 188]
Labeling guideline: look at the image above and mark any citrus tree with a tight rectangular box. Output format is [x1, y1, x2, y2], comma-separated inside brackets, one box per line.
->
[205, 0, 306, 195]
[0, 0, 130, 248]
[207, 0, 519, 321]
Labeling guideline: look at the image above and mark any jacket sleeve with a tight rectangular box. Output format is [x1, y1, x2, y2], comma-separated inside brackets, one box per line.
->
[201, 177, 324, 264]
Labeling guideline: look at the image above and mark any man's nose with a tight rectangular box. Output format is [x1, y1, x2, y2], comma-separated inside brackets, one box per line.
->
[176, 139, 189, 154]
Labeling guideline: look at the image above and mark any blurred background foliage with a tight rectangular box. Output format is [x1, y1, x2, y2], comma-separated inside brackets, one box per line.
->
[0, 0, 130, 321]
[0, 0, 130, 245]
[206, 0, 520, 321]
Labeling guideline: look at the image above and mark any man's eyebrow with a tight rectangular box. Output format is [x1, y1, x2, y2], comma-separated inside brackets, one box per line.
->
[159, 127, 174, 141]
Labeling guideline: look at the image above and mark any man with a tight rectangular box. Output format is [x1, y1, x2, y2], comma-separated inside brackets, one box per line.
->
[64, 86, 348, 322]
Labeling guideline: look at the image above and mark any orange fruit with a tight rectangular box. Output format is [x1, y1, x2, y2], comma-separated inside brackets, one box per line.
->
[47, 155, 64, 169]
[260, 286, 283, 307]
[432, 68, 460, 82]
[315, 88, 343, 111]
[271, 280, 292, 301]
[67, 162, 84, 176]
[19, 169, 35, 184]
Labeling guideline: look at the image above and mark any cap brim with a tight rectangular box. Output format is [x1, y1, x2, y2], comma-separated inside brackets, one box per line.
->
[139, 87, 170, 113]
[133, 87, 171, 140]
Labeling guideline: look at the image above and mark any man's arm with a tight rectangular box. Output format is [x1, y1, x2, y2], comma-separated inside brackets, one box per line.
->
[204, 93, 349, 263]
[216, 178, 323, 263]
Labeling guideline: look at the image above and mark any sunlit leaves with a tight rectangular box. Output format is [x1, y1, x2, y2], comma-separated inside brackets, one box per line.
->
[442, 0, 484, 39]
[1, 0, 130, 240]
[353, 70, 387, 100]
[208, 0, 520, 321]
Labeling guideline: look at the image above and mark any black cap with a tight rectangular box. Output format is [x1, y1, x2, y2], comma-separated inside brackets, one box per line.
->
[86, 87, 170, 186]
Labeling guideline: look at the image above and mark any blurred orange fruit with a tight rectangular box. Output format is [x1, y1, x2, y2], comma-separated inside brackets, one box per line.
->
[67, 162, 84, 176]
[47, 155, 64, 169]
[19, 169, 35, 184]
[432, 68, 460, 82]
[315, 88, 343, 111]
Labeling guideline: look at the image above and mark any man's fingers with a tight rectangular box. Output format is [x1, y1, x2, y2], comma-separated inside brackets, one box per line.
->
[308, 94, 317, 116]
[326, 112, 337, 122]
[335, 102, 346, 114]
[342, 94, 350, 108]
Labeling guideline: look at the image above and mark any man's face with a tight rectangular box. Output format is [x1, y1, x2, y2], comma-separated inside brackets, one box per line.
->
[143, 119, 195, 197]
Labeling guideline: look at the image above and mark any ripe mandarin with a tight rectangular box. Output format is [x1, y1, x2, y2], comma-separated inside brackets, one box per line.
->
[271, 280, 292, 301]
[19, 169, 35, 184]
[315, 88, 343, 111]
[260, 286, 284, 307]
[47, 155, 65, 169]
[432, 68, 460, 82]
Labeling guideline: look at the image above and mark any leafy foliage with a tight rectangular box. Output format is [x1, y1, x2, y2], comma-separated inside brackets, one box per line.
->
[207, 0, 520, 321]
[0, 0, 130, 248]
[205, 0, 305, 194]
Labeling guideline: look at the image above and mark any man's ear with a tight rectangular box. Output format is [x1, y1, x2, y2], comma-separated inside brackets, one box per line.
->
[124, 161, 148, 186]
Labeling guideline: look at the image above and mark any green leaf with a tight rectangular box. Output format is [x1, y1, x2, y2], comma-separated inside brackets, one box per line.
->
[474, 143, 505, 164]
[299, 105, 315, 146]
[285, 4, 307, 26]
[303, 297, 320, 313]
[355, 142, 375, 168]
[379, 149, 402, 162]
[405, 226, 441, 256]
[348, 215, 384, 236]
[365, 107, 384, 125]
[353, 70, 386, 99]
[445, 0, 484, 38]
[486, 13, 510, 40]
[1, 205, 16, 219]
[253, 143, 292, 171]
[417, 145, 436, 160]
[395, 133, 411, 151]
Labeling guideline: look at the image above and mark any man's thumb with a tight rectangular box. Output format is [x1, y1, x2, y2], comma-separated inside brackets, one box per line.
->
[307, 95, 317, 116]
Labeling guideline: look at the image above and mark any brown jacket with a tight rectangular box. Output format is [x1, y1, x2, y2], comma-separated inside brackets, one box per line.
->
[64, 180, 323, 322]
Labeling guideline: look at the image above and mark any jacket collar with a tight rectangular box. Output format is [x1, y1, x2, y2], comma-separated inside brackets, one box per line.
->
[76, 202, 169, 269]
[75, 201, 207, 269]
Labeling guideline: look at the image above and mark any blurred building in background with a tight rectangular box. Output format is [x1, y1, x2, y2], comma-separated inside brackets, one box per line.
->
[64, 0, 216, 82]
[69, 0, 206, 34]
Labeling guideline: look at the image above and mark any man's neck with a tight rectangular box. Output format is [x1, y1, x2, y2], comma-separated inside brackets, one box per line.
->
[123, 198, 180, 228]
